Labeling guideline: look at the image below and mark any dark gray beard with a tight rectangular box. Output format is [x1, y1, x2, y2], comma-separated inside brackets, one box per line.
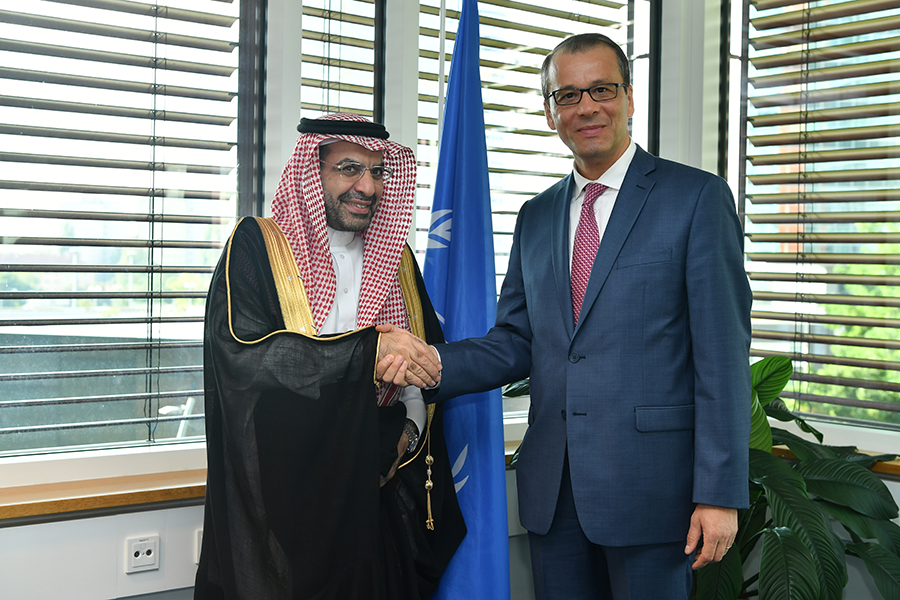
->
[323, 189, 378, 232]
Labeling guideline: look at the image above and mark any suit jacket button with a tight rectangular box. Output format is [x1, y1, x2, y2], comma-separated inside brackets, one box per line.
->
[561, 410, 566, 420]
[568, 353, 579, 363]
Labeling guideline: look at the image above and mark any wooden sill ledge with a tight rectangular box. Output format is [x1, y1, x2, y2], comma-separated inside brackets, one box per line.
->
[0, 469, 206, 521]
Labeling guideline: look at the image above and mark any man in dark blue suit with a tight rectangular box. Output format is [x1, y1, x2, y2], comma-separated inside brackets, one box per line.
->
[379, 32, 751, 600]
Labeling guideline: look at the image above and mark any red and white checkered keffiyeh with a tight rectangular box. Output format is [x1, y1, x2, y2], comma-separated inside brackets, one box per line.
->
[271, 113, 416, 405]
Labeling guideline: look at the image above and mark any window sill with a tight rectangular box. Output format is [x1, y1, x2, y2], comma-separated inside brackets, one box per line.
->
[0, 469, 206, 521]
[0, 442, 207, 523]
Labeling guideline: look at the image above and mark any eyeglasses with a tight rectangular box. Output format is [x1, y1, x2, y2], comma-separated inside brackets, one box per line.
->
[319, 160, 394, 182]
[547, 83, 628, 106]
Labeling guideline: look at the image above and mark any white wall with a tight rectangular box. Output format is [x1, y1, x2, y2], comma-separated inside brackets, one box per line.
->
[657, 0, 723, 172]
[260, 0, 303, 214]
[0, 506, 202, 600]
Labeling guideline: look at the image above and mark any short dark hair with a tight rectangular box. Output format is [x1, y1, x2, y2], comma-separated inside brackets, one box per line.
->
[540, 33, 631, 99]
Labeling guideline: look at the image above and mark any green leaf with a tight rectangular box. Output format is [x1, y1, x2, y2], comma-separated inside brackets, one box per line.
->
[846, 541, 900, 600]
[763, 398, 796, 422]
[738, 501, 769, 562]
[694, 546, 743, 600]
[759, 527, 821, 600]
[794, 417, 824, 444]
[750, 389, 773, 452]
[771, 428, 835, 463]
[751, 356, 793, 407]
[874, 521, 900, 558]
[832, 450, 898, 470]
[837, 453, 880, 470]
[761, 402, 824, 443]
[798, 458, 899, 521]
[502, 378, 530, 397]
[749, 448, 805, 491]
[819, 500, 900, 556]
[759, 476, 847, 600]
[869, 453, 899, 463]
[818, 500, 879, 539]
[509, 443, 520, 467]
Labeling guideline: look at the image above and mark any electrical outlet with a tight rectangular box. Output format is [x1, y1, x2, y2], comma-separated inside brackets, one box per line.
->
[125, 535, 160, 573]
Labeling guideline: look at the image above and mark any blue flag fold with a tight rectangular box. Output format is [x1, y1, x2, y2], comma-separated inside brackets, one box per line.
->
[424, 0, 511, 598]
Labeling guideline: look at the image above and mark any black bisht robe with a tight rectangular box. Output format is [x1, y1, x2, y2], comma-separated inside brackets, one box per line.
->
[194, 218, 465, 600]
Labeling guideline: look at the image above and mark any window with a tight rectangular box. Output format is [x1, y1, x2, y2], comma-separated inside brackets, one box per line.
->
[0, 0, 244, 456]
[742, 0, 900, 429]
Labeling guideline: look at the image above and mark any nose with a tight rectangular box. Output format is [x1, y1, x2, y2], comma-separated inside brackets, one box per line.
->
[353, 168, 378, 196]
[576, 93, 602, 115]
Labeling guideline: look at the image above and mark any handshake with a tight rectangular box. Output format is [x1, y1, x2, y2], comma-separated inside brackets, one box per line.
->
[374, 324, 442, 389]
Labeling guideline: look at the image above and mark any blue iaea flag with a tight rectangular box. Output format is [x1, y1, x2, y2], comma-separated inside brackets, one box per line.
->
[423, 0, 511, 598]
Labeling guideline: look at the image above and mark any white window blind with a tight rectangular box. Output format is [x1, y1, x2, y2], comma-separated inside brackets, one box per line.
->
[300, 0, 378, 119]
[743, 0, 900, 428]
[0, 0, 241, 455]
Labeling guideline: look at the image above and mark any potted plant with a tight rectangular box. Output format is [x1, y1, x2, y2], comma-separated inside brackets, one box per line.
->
[693, 355, 900, 600]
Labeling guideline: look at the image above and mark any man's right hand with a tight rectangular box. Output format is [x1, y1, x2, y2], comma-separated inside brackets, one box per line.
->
[375, 324, 441, 388]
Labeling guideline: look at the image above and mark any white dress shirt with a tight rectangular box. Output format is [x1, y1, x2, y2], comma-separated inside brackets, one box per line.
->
[568, 140, 638, 264]
[319, 227, 426, 443]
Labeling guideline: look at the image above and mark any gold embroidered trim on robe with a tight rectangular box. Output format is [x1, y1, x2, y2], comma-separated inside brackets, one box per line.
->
[254, 217, 317, 335]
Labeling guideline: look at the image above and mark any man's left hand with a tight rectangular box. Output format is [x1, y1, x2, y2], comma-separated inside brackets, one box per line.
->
[685, 504, 737, 570]
[380, 431, 409, 487]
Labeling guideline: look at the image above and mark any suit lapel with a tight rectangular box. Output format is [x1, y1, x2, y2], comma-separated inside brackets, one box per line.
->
[551, 175, 577, 339]
[575, 147, 656, 335]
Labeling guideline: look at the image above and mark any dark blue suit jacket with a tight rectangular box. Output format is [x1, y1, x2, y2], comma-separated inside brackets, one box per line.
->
[434, 146, 751, 546]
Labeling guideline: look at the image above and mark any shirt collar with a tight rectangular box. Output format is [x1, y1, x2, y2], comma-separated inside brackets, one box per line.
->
[327, 226, 356, 248]
[572, 139, 637, 198]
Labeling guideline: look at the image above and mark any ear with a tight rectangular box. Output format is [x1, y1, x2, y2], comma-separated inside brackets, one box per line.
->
[544, 100, 557, 131]
[625, 85, 635, 118]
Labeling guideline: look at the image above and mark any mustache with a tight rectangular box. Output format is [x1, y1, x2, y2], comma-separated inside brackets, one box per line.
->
[338, 190, 377, 204]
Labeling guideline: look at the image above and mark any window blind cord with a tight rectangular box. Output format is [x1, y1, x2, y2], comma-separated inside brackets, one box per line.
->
[792, 1, 812, 413]
[147, 5, 162, 444]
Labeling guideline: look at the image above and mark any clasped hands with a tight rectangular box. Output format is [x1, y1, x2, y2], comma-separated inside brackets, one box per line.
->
[375, 324, 441, 388]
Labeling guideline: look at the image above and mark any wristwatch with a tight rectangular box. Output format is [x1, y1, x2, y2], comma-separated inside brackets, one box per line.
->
[403, 419, 419, 453]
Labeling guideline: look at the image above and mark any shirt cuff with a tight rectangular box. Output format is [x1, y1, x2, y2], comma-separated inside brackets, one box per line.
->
[425, 345, 441, 390]
[399, 386, 426, 448]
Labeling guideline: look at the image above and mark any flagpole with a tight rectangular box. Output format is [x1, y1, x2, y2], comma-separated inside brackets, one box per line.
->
[437, 0, 447, 143]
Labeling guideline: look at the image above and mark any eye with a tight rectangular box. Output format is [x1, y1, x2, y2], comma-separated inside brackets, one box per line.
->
[338, 163, 364, 178]
[558, 90, 579, 102]
[592, 85, 613, 95]
[368, 166, 384, 180]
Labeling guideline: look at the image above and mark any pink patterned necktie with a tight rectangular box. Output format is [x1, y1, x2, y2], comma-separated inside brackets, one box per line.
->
[571, 182, 607, 325]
